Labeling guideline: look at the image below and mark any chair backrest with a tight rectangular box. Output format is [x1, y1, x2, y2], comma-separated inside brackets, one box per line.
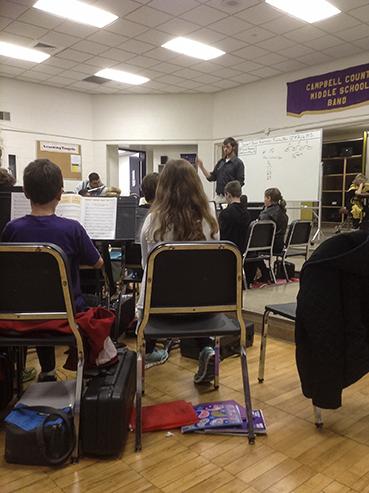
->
[0, 243, 75, 325]
[285, 220, 312, 249]
[245, 220, 276, 254]
[142, 242, 243, 315]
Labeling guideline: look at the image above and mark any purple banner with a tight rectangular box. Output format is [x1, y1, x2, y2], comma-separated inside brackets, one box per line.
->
[287, 62, 369, 116]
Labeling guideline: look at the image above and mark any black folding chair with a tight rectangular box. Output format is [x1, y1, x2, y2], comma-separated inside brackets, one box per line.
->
[135, 241, 255, 451]
[258, 302, 323, 428]
[243, 220, 277, 285]
[275, 221, 312, 281]
[0, 243, 85, 462]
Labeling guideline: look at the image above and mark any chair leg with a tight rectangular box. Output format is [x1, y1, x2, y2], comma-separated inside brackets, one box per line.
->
[214, 337, 220, 389]
[15, 348, 24, 397]
[313, 405, 323, 428]
[282, 256, 289, 282]
[269, 258, 277, 284]
[135, 348, 143, 452]
[258, 310, 271, 383]
[240, 345, 255, 444]
[71, 352, 84, 463]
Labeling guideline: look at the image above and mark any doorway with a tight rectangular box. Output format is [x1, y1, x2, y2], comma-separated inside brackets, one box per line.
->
[118, 149, 146, 197]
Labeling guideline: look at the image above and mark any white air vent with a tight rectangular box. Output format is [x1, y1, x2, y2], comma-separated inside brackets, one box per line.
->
[83, 75, 109, 85]
[34, 42, 56, 50]
[0, 112, 10, 121]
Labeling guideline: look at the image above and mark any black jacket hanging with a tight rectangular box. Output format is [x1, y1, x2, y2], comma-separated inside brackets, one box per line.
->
[296, 230, 369, 409]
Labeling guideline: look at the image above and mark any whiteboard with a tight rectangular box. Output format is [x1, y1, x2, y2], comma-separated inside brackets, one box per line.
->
[238, 129, 322, 202]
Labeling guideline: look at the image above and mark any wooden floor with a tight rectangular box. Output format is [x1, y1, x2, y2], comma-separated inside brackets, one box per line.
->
[2, 335, 369, 493]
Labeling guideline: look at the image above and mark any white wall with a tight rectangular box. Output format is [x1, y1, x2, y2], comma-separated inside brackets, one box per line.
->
[151, 145, 197, 172]
[0, 77, 94, 190]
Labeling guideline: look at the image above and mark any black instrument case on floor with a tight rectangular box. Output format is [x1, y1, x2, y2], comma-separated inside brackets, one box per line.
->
[81, 348, 136, 457]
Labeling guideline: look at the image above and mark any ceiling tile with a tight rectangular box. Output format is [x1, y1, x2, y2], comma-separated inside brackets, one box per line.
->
[208, 16, 252, 35]
[189, 28, 226, 44]
[119, 39, 155, 54]
[256, 35, 295, 51]
[4, 20, 48, 39]
[307, 34, 343, 50]
[257, 52, 287, 65]
[207, 65, 239, 78]
[298, 52, 332, 65]
[251, 66, 280, 78]
[76, 62, 110, 73]
[196, 85, 220, 92]
[0, 56, 37, 68]
[17, 74, 51, 83]
[261, 16, 306, 35]
[232, 45, 269, 60]
[42, 57, 77, 69]
[54, 20, 98, 38]
[333, 0, 369, 11]
[46, 75, 76, 85]
[155, 73, 185, 84]
[213, 37, 247, 52]
[237, 3, 281, 24]
[148, 0, 200, 16]
[5, 0, 35, 6]
[38, 31, 81, 49]
[193, 73, 220, 84]
[0, 16, 12, 30]
[354, 36, 369, 50]
[213, 53, 246, 67]
[144, 47, 177, 62]
[284, 25, 327, 43]
[126, 6, 172, 28]
[55, 48, 92, 62]
[157, 18, 199, 35]
[337, 24, 369, 42]
[106, 18, 149, 37]
[230, 73, 259, 84]
[181, 5, 227, 26]
[316, 13, 360, 32]
[169, 54, 202, 67]
[236, 60, 263, 72]
[127, 55, 158, 67]
[234, 25, 275, 44]
[206, 0, 261, 14]
[20, 70, 52, 81]
[172, 67, 205, 79]
[0, 65, 25, 76]
[323, 43, 364, 58]
[138, 29, 171, 45]
[280, 45, 314, 58]
[0, 32, 35, 46]
[87, 30, 128, 48]
[0, 1, 28, 19]
[60, 69, 87, 81]
[16, 9, 63, 29]
[211, 79, 240, 89]
[174, 79, 203, 89]
[100, 47, 137, 62]
[272, 59, 306, 72]
[27, 63, 64, 75]
[93, 0, 142, 16]
[153, 61, 186, 73]
[80, 56, 118, 68]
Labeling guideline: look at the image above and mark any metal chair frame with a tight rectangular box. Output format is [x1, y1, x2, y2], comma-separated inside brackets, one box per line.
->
[258, 302, 323, 428]
[135, 241, 255, 451]
[0, 243, 85, 462]
[243, 220, 277, 285]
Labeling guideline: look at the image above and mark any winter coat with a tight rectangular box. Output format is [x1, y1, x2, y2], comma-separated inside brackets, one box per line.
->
[259, 204, 288, 253]
[296, 231, 369, 409]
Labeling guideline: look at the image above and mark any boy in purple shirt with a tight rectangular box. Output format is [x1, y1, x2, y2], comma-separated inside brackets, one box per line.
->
[1, 159, 103, 381]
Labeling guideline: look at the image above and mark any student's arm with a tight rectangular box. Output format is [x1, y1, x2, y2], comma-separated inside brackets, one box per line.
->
[140, 213, 152, 270]
[93, 256, 104, 269]
[196, 158, 216, 181]
[236, 160, 245, 187]
[355, 183, 369, 197]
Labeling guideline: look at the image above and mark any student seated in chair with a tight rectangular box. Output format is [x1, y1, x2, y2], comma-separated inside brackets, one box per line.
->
[138, 159, 220, 382]
[139, 172, 159, 208]
[219, 180, 250, 255]
[1, 159, 104, 382]
[245, 187, 288, 287]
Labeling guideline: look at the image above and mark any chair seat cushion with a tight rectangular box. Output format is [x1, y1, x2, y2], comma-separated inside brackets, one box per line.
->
[144, 313, 241, 339]
[265, 302, 296, 320]
[0, 331, 76, 346]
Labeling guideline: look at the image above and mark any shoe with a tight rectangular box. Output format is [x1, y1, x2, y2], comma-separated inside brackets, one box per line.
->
[194, 347, 215, 384]
[22, 367, 36, 383]
[37, 371, 57, 382]
[145, 348, 169, 369]
[251, 281, 268, 289]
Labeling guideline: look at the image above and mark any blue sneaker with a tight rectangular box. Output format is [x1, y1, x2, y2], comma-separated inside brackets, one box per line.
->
[194, 346, 215, 384]
[145, 348, 169, 369]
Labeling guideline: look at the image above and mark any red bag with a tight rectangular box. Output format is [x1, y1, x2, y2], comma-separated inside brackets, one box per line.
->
[129, 400, 198, 432]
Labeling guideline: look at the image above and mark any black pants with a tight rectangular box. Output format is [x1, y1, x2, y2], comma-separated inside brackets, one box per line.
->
[36, 347, 55, 373]
[244, 257, 270, 285]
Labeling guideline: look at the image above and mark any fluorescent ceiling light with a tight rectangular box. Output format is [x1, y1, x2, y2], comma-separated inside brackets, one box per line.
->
[33, 0, 118, 28]
[0, 41, 50, 63]
[162, 37, 225, 61]
[95, 68, 149, 85]
[265, 0, 341, 23]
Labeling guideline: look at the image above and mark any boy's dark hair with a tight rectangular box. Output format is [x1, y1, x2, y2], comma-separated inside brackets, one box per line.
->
[223, 137, 238, 155]
[224, 180, 242, 197]
[24, 159, 63, 205]
[141, 172, 159, 203]
[0, 168, 16, 187]
[89, 172, 100, 182]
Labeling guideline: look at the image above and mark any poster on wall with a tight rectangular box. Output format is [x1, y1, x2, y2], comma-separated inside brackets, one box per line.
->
[287, 62, 369, 116]
[37, 141, 82, 180]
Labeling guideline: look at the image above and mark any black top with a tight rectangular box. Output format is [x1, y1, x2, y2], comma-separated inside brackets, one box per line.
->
[208, 156, 245, 195]
[259, 203, 288, 253]
[219, 202, 250, 255]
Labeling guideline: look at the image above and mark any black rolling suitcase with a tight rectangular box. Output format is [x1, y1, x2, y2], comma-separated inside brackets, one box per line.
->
[81, 348, 136, 457]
